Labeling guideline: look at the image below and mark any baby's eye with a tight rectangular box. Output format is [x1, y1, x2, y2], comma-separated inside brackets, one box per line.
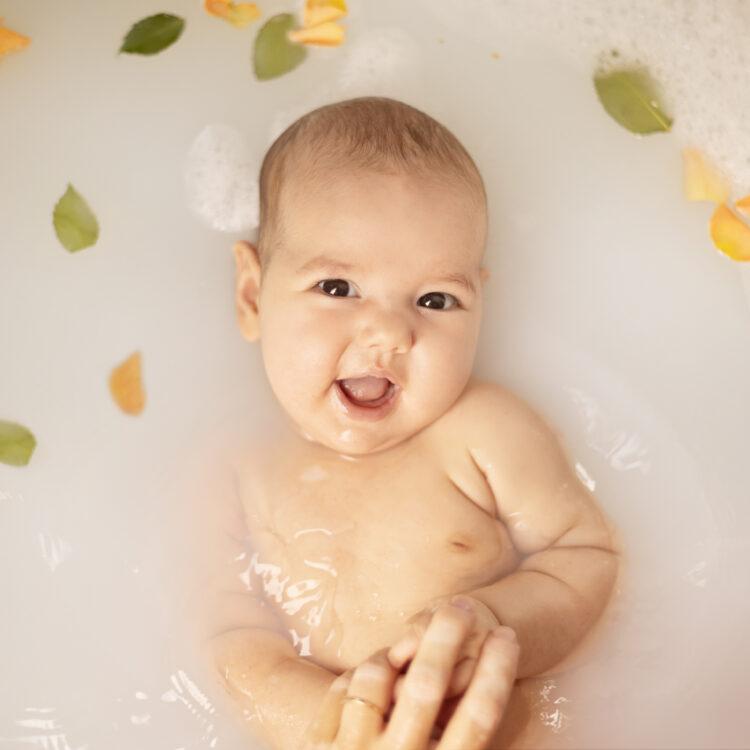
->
[317, 279, 358, 298]
[417, 292, 460, 311]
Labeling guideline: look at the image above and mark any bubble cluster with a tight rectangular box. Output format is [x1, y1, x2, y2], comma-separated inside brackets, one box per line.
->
[465, 0, 750, 194]
[184, 124, 259, 232]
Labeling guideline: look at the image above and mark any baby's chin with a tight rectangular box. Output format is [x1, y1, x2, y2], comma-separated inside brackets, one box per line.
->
[307, 426, 412, 458]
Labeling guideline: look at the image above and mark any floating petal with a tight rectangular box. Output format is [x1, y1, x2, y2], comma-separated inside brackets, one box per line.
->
[227, 3, 261, 28]
[288, 21, 345, 47]
[709, 203, 750, 262]
[205, 0, 260, 28]
[682, 148, 730, 203]
[735, 194, 750, 217]
[303, 0, 348, 28]
[109, 352, 146, 415]
[0, 21, 30, 57]
[204, 0, 231, 17]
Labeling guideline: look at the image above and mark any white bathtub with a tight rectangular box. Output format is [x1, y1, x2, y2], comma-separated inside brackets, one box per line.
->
[2, 1, 749, 748]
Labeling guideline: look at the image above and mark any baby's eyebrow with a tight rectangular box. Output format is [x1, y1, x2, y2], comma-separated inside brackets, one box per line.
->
[296, 255, 357, 275]
[430, 272, 476, 295]
[296, 254, 476, 295]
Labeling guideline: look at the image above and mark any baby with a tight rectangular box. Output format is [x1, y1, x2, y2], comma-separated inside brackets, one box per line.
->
[198, 96, 618, 749]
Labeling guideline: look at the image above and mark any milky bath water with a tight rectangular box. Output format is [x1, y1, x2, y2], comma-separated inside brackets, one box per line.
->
[2, 1, 750, 748]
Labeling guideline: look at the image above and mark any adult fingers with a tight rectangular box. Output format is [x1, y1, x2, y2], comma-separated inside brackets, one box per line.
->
[304, 671, 352, 748]
[337, 649, 395, 750]
[388, 610, 432, 669]
[389, 617, 484, 674]
[437, 627, 519, 750]
[382, 604, 475, 750]
[445, 657, 476, 699]
[396, 656, 476, 703]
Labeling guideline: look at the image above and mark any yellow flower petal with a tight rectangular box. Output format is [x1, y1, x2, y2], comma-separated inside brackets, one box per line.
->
[736, 194, 750, 217]
[205, 0, 260, 27]
[0, 21, 31, 57]
[204, 0, 231, 19]
[227, 3, 261, 28]
[288, 21, 345, 46]
[303, 0, 347, 28]
[709, 203, 750, 262]
[109, 352, 146, 415]
[683, 148, 730, 204]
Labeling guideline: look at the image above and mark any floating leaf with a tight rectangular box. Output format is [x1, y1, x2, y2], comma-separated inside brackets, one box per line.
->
[735, 195, 750, 217]
[254, 14, 307, 81]
[53, 184, 99, 253]
[303, 0, 347, 28]
[288, 20, 345, 46]
[0, 20, 30, 57]
[683, 148, 730, 203]
[109, 352, 146, 415]
[0, 420, 36, 467]
[205, 0, 261, 28]
[120, 14, 185, 55]
[593, 68, 673, 134]
[709, 203, 750, 262]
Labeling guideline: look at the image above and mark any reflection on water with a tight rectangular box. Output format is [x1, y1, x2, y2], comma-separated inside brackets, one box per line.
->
[567, 387, 651, 474]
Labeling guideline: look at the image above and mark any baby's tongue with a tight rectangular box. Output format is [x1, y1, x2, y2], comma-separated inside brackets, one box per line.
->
[340, 376, 389, 403]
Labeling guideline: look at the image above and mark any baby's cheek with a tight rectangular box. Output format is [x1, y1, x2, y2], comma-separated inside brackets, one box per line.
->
[265, 307, 341, 374]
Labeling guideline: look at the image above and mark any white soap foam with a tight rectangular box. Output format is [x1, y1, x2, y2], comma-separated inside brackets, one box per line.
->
[418, 0, 750, 195]
[184, 124, 259, 233]
[337, 27, 423, 95]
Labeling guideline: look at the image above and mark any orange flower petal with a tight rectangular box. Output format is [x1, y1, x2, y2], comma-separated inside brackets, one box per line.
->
[288, 21, 345, 46]
[227, 3, 261, 28]
[109, 352, 146, 415]
[683, 148, 730, 203]
[204, 0, 231, 19]
[303, 0, 347, 28]
[736, 194, 750, 217]
[0, 22, 31, 57]
[709, 203, 750, 262]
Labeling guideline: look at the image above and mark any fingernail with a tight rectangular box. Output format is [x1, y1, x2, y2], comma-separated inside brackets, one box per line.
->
[491, 626, 517, 642]
[388, 640, 412, 667]
[450, 596, 475, 612]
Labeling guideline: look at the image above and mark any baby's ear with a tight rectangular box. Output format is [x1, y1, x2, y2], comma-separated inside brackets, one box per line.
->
[233, 240, 262, 342]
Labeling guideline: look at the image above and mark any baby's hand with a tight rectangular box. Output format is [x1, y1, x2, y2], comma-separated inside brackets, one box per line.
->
[387, 595, 505, 701]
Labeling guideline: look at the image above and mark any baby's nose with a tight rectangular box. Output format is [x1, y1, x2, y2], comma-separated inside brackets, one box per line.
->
[354, 306, 414, 356]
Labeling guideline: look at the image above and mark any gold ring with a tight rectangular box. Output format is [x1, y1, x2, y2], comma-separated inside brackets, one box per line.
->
[343, 695, 384, 716]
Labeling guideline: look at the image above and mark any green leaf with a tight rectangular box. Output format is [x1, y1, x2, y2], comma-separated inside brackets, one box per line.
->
[254, 14, 307, 81]
[53, 184, 99, 253]
[0, 420, 36, 467]
[594, 68, 673, 135]
[120, 13, 185, 56]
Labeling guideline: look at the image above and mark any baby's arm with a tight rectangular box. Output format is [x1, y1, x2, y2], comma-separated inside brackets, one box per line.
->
[188, 463, 339, 750]
[456, 383, 619, 678]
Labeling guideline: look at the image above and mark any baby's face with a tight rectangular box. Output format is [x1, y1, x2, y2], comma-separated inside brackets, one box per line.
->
[254, 168, 488, 456]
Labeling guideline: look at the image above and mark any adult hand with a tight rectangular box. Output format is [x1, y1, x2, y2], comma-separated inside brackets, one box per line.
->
[388, 595, 502, 702]
[303, 603, 519, 750]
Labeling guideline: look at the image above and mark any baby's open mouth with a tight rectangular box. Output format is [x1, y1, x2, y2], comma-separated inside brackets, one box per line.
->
[336, 376, 396, 408]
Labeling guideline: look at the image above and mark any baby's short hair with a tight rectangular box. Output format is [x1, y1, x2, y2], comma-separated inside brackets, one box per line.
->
[257, 96, 486, 264]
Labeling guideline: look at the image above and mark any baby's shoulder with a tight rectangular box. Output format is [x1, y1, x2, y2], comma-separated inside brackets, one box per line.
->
[442, 377, 549, 435]
[434, 377, 562, 464]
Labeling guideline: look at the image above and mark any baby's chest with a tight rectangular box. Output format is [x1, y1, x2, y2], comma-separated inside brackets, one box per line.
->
[240, 449, 518, 668]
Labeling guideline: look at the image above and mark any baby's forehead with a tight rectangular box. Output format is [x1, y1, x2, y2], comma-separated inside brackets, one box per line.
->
[280, 165, 486, 234]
